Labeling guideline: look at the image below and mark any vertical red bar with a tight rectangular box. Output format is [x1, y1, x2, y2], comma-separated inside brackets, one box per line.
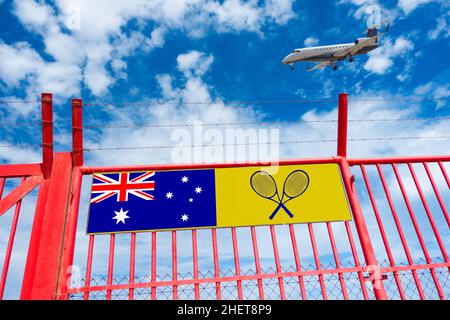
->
[192, 230, 199, 300]
[250, 227, 264, 300]
[83, 235, 95, 300]
[339, 158, 387, 299]
[0, 178, 5, 197]
[129, 233, 136, 300]
[337, 93, 348, 157]
[211, 229, 221, 300]
[71, 98, 83, 166]
[172, 231, 178, 300]
[359, 164, 405, 299]
[308, 223, 328, 300]
[377, 164, 425, 299]
[326, 223, 349, 299]
[106, 234, 115, 300]
[423, 162, 449, 227]
[0, 177, 25, 299]
[392, 164, 445, 299]
[407, 163, 449, 265]
[21, 153, 72, 300]
[151, 232, 157, 300]
[343, 221, 369, 300]
[231, 227, 243, 299]
[41, 93, 53, 178]
[288, 225, 307, 300]
[57, 166, 83, 300]
[20, 179, 50, 299]
[438, 161, 450, 189]
[270, 226, 285, 300]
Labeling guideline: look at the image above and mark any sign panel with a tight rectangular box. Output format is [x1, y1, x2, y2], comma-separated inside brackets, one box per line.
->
[87, 163, 351, 234]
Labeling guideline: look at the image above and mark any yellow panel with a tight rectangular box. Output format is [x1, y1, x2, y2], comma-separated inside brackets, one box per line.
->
[215, 163, 351, 227]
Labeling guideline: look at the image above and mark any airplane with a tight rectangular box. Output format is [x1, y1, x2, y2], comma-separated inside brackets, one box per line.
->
[282, 23, 390, 71]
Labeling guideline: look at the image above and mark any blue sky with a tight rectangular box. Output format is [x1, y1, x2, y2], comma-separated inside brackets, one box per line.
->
[0, 0, 449, 162]
[0, 1, 449, 300]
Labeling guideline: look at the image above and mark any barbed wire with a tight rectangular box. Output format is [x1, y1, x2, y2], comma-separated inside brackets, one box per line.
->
[0, 115, 448, 130]
[0, 100, 40, 105]
[0, 143, 42, 149]
[81, 96, 450, 107]
[2, 136, 447, 150]
[81, 136, 450, 152]
[1, 96, 449, 107]
[82, 116, 450, 130]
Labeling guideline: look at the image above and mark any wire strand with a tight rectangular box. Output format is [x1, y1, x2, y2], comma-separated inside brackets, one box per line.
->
[81, 136, 450, 151]
[82, 116, 450, 130]
[0, 143, 42, 149]
[82, 96, 450, 107]
[0, 100, 40, 105]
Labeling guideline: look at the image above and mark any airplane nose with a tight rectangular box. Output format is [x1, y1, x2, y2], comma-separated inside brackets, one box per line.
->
[282, 55, 290, 64]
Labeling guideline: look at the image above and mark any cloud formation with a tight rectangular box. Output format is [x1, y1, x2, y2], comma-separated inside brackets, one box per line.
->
[0, 0, 295, 100]
[364, 36, 414, 74]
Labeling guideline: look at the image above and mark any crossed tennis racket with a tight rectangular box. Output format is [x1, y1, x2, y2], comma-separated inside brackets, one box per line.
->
[250, 170, 310, 220]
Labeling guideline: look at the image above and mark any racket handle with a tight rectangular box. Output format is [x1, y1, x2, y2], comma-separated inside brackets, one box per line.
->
[269, 203, 294, 219]
[281, 203, 294, 218]
[269, 204, 282, 220]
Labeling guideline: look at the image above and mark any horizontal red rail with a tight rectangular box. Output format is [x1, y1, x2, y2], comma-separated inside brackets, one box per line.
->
[79, 157, 340, 174]
[67, 261, 450, 295]
[79, 155, 450, 174]
[348, 155, 450, 165]
[0, 164, 42, 177]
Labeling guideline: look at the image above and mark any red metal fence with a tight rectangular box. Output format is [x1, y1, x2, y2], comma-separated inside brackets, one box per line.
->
[0, 93, 448, 300]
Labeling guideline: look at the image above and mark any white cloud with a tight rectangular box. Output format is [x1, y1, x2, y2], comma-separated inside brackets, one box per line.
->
[398, 0, 432, 15]
[364, 36, 414, 74]
[263, 0, 295, 24]
[414, 82, 450, 108]
[177, 51, 214, 77]
[0, 42, 42, 87]
[12, 0, 56, 32]
[1, 0, 296, 101]
[204, 0, 263, 33]
[0, 142, 40, 163]
[428, 15, 450, 40]
[303, 36, 319, 47]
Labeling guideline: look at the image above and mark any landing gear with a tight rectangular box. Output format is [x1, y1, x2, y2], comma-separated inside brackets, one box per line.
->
[331, 61, 338, 71]
[348, 56, 354, 63]
[290, 63, 295, 70]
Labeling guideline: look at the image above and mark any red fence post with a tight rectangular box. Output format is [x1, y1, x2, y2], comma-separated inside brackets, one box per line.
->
[337, 92, 387, 299]
[21, 153, 73, 299]
[337, 93, 348, 157]
[41, 93, 53, 178]
[72, 98, 83, 166]
[339, 158, 388, 299]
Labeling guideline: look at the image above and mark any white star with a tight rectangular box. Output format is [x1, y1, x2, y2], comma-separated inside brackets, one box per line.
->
[181, 176, 189, 183]
[189, 198, 193, 203]
[112, 208, 130, 224]
[195, 186, 202, 194]
[181, 214, 189, 222]
[165, 192, 173, 199]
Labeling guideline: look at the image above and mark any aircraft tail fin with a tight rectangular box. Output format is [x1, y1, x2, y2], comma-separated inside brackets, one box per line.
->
[367, 28, 378, 37]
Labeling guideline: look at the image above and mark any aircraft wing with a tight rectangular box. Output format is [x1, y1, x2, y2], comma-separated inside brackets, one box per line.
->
[307, 61, 332, 71]
[333, 30, 387, 58]
[333, 38, 377, 58]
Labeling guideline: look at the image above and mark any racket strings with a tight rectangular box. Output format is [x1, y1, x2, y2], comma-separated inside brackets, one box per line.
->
[251, 172, 277, 198]
[283, 171, 309, 198]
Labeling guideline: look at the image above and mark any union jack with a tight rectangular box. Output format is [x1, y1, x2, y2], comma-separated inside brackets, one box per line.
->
[91, 171, 155, 203]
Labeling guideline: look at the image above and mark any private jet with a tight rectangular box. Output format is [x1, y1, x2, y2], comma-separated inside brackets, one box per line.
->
[282, 24, 390, 71]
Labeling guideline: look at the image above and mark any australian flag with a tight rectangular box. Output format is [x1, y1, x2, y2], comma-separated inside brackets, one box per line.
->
[87, 169, 217, 233]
